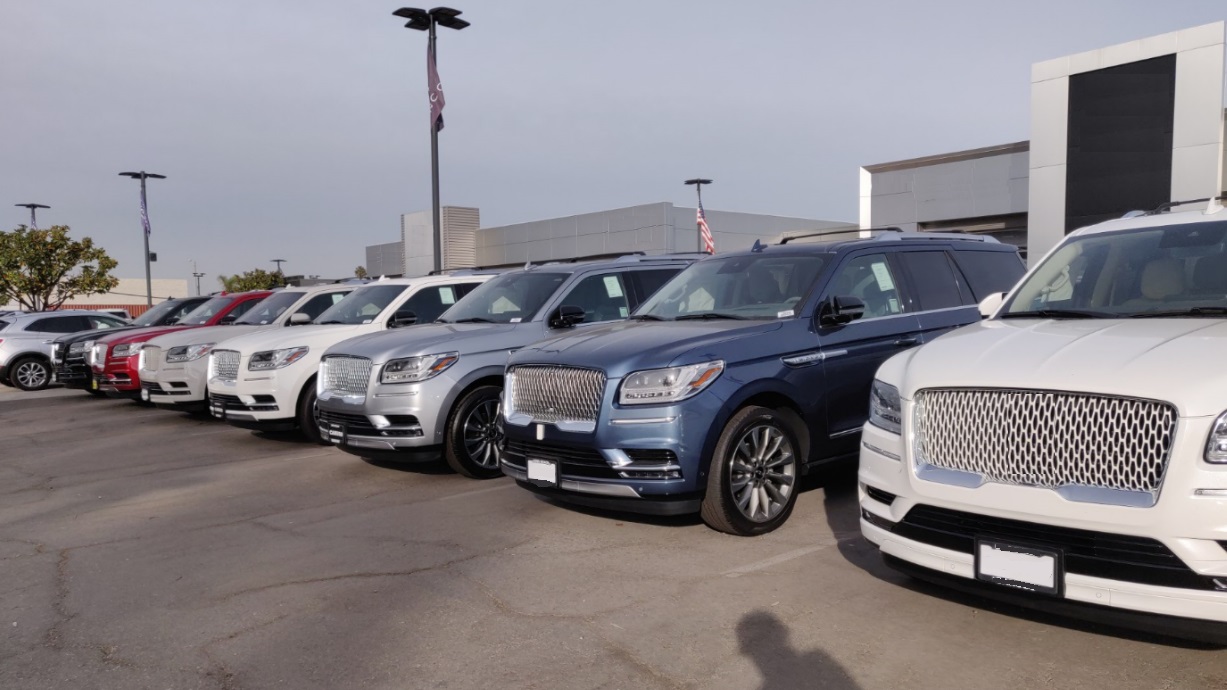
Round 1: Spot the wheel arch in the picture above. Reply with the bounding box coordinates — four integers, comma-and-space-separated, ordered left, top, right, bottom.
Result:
699, 379, 817, 479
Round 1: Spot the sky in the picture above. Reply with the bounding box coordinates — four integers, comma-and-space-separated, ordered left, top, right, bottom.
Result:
3, 0, 1226, 289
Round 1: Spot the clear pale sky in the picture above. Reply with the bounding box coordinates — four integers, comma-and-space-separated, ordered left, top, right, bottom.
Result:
3, 0, 1225, 286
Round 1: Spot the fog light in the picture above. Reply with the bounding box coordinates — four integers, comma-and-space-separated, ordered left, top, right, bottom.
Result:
239, 394, 256, 405
140, 389, 150, 402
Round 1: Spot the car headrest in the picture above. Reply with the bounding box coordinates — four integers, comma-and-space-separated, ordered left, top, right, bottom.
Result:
1140, 258, 1184, 300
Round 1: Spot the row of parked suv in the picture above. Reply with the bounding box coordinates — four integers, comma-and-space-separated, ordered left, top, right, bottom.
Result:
10, 205, 1226, 642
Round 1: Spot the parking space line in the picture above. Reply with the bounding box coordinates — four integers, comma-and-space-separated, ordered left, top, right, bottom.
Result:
722, 544, 830, 578
437, 482, 515, 502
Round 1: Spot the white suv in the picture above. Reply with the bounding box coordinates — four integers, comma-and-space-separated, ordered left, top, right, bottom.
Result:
860, 202, 1227, 641
139, 283, 357, 410
207, 274, 494, 442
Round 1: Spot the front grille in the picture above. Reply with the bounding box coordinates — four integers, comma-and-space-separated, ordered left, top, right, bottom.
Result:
318, 409, 378, 434
322, 356, 372, 395
212, 350, 239, 382
509, 365, 605, 424
864, 485, 897, 506
914, 388, 1177, 497
504, 439, 617, 479
143, 346, 162, 373
211, 393, 243, 408
894, 505, 1217, 590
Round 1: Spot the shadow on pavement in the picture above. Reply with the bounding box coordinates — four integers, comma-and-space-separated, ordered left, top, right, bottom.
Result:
527, 493, 704, 528
737, 610, 860, 690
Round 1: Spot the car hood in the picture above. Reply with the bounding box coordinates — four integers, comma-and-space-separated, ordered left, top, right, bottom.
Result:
55, 325, 144, 344
896, 318, 1227, 417
96, 325, 196, 345
145, 324, 266, 349
324, 322, 534, 362
215, 324, 373, 356
512, 319, 785, 378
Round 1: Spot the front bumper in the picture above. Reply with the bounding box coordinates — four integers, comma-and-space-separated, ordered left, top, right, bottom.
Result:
54, 359, 92, 388
207, 366, 306, 427
95, 356, 141, 394
143, 360, 207, 408
315, 374, 458, 454
858, 418, 1227, 628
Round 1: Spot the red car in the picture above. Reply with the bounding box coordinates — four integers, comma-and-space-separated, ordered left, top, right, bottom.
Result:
90, 291, 272, 399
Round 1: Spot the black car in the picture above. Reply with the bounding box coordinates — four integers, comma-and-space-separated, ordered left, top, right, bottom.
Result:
50, 297, 209, 393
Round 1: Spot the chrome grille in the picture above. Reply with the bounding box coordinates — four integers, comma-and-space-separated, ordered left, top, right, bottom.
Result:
509, 365, 605, 424
322, 356, 372, 395
142, 346, 162, 373
212, 349, 239, 382
914, 388, 1178, 497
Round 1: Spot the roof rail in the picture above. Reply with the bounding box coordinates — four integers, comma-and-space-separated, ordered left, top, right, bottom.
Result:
1144, 194, 1227, 215
873, 231, 999, 243
779, 226, 899, 244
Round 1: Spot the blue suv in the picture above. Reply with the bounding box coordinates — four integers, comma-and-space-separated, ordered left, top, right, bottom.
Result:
501, 231, 1026, 535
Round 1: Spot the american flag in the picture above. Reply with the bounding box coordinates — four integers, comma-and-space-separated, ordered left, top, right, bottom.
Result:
697, 201, 715, 254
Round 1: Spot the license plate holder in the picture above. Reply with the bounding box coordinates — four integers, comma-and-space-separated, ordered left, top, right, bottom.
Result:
210, 401, 226, 419
975, 539, 1062, 596
326, 422, 347, 445
526, 458, 558, 487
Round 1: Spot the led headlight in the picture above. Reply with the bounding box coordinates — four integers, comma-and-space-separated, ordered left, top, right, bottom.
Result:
618, 360, 724, 405
380, 352, 459, 384
868, 379, 902, 434
166, 342, 215, 363
1207, 410, 1227, 464
248, 346, 309, 371
112, 343, 139, 358
69, 341, 87, 354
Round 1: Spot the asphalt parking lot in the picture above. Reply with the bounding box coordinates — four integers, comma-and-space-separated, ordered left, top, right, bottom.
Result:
2, 388, 1226, 690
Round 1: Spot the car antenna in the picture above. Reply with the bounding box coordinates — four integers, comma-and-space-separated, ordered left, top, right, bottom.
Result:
750, 239, 764, 253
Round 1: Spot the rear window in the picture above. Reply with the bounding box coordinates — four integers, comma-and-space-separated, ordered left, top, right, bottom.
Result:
953, 250, 1028, 300
0, 319, 10, 331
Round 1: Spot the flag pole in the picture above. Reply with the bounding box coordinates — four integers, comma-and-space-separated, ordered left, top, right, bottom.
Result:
428, 20, 442, 274
684, 178, 713, 253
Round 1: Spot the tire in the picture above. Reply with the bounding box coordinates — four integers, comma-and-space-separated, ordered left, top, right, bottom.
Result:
297, 380, 328, 445
700, 405, 802, 536
444, 385, 505, 479
10, 357, 52, 392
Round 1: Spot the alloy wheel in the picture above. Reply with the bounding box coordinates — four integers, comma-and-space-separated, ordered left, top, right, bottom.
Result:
15, 361, 48, 390
728, 423, 797, 523
462, 399, 503, 469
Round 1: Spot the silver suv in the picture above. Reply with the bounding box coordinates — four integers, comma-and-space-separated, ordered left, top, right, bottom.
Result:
317, 254, 698, 477
0, 310, 129, 391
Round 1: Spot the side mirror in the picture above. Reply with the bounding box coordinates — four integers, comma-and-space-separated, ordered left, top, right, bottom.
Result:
818, 295, 865, 327
549, 305, 586, 329
389, 310, 417, 329
219, 313, 237, 325
978, 292, 1006, 319
288, 312, 312, 326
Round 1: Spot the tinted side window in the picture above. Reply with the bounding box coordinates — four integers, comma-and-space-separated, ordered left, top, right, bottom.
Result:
953, 250, 1028, 300
29, 316, 88, 333
559, 273, 631, 323
224, 299, 259, 321
90, 316, 126, 329
295, 292, 350, 321
631, 269, 681, 304
898, 251, 967, 311
827, 254, 905, 319
397, 284, 469, 324
164, 300, 203, 324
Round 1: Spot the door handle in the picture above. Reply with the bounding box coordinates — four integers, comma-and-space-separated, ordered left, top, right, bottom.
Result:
893, 337, 919, 347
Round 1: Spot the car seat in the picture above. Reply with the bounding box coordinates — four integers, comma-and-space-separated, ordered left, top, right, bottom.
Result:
746, 267, 784, 305
1124, 257, 1185, 308
1191, 253, 1227, 296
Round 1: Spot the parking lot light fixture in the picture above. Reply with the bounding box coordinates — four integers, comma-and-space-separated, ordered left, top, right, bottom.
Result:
15, 203, 50, 228
119, 171, 167, 307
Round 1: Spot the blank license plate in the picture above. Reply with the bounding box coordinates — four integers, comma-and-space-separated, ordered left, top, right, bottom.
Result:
526, 458, 558, 486
327, 422, 346, 444
976, 540, 1061, 595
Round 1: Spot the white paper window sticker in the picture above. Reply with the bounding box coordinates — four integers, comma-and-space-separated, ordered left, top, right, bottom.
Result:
619, 306, 628, 317
777, 310, 793, 319
604, 276, 624, 299
871, 262, 895, 291
510, 317, 522, 323
440, 287, 456, 305
362, 318, 373, 324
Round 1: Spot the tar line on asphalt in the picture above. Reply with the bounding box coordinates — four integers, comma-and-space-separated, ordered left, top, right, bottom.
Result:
722, 544, 831, 578
436, 481, 516, 502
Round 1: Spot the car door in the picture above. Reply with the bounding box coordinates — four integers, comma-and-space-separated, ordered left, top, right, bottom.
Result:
549, 271, 633, 328
893, 248, 979, 343
817, 251, 922, 455
392, 282, 481, 327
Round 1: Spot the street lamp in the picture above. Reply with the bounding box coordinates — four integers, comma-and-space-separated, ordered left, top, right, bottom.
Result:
271, 259, 287, 274
392, 6, 470, 273
684, 178, 713, 253
15, 203, 50, 229
119, 171, 167, 307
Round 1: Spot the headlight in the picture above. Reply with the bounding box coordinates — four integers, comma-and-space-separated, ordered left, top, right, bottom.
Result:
166, 342, 215, 363
112, 343, 138, 358
89, 343, 106, 369
1207, 410, 1227, 464
868, 380, 902, 434
248, 346, 309, 371
618, 360, 724, 405
69, 341, 87, 354
380, 352, 459, 384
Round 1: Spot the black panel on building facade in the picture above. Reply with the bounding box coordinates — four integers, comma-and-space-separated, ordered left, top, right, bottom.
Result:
1065, 54, 1176, 233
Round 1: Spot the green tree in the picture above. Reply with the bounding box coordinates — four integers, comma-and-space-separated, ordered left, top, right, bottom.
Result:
354, 265, 368, 279
0, 225, 120, 311
216, 268, 286, 292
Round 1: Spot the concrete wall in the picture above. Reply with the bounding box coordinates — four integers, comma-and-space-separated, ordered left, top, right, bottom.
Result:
365, 242, 404, 278
402, 206, 480, 276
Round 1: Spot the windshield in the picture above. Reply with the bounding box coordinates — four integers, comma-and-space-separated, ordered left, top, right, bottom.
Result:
315, 285, 408, 324
234, 291, 304, 325
178, 296, 236, 325
637, 254, 828, 319
132, 299, 183, 327
438, 272, 568, 324
1002, 220, 1227, 319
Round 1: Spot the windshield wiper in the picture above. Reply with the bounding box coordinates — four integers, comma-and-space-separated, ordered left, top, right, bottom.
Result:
452, 317, 495, 324
316, 320, 345, 325
628, 314, 666, 321
1129, 306, 1227, 318
999, 309, 1111, 320
675, 312, 747, 321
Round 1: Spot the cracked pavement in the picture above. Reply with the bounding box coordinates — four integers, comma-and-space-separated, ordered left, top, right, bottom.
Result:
2, 389, 1227, 689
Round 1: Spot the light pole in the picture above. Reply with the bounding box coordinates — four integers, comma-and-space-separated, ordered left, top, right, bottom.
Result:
684, 178, 713, 253
271, 258, 287, 274
119, 171, 166, 307
15, 203, 50, 228
393, 6, 469, 273
190, 259, 205, 296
